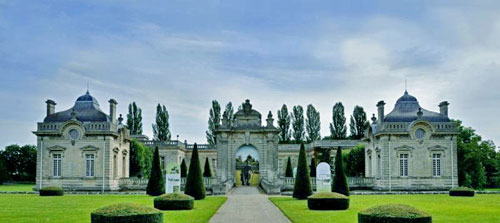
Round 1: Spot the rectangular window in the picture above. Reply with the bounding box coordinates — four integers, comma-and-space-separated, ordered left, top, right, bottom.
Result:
400, 154, 408, 177
53, 154, 62, 177
433, 154, 441, 177
85, 154, 95, 177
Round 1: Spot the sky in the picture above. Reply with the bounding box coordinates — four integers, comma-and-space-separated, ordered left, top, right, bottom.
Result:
1, 0, 500, 150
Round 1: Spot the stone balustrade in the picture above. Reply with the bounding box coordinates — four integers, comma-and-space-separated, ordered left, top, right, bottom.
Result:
279, 176, 374, 191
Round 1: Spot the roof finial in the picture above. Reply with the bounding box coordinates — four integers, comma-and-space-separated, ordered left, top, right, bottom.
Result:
405, 78, 407, 93
86, 81, 89, 94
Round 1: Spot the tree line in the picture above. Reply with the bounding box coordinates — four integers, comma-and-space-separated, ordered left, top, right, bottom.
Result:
205, 100, 370, 145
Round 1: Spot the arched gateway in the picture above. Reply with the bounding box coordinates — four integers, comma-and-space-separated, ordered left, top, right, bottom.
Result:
212, 99, 281, 194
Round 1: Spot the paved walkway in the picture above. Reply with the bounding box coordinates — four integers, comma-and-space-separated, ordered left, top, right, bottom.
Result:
210, 187, 290, 223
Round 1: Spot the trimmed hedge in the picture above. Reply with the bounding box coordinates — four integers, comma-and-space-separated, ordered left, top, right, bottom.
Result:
358, 204, 432, 223
449, 187, 475, 197
307, 192, 349, 210
91, 203, 163, 223
154, 193, 194, 210
39, 186, 64, 196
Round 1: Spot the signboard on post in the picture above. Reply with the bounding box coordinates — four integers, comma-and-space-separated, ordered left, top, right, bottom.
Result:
316, 162, 331, 192
165, 162, 181, 193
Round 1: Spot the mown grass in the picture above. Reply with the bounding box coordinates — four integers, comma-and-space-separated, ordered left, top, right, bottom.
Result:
0, 194, 226, 223
235, 170, 259, 186
0, 183, 35, 192
270, 194, 500, 223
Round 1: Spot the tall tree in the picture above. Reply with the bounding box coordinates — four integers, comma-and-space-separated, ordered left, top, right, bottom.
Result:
346, 144, 365, 177
293, 143, 312, 199
0, 156, 8, 184
285, 157, 293, 177
184, 144, 206, 200
277, 104, 291, 143
126, 102, 143, 135
330, 102, 347, 139
206, 100, 221, 146
222, 102, 234, 127
0, 145, 37, 181
129, 139, 152, 178
454, 120, 497, 188
291, 105, 305, 143
332, 148, 349, 196
203, 157, 212, 177
349, 105, 369, 139
146, 147, 165, 196
306, 104, 321, 142
309, 157, 317, 177
152, 104, 171, 141
180, 159, 187, 178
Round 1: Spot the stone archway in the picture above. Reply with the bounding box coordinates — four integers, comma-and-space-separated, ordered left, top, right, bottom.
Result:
213, 99, 281, 194
235, 145, 260, 186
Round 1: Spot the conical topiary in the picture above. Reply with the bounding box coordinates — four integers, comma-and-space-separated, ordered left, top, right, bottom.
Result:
310, 157, 316, 177
184, 143, 206, 200
285, 157, 293, 177
146, 146, 165, 196
203, 157, 212, 177
180, 159, 187, 178
332, 147, 349, 196
293, 143, 312, 199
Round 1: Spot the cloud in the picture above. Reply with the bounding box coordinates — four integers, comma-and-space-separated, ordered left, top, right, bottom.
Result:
0, 1, 500, 150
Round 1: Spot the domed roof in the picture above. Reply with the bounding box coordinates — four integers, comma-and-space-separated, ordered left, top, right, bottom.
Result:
384, 91, 450, 123
43, 90, 109, 123
76, 90, 100, 105
396, 91, 418, 103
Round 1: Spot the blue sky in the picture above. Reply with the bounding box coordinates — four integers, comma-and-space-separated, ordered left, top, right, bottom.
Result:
1, 1, 500, 149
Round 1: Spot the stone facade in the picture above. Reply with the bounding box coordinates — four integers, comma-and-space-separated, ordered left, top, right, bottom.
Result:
33, 91, 130, 191
364, 91, 458, 190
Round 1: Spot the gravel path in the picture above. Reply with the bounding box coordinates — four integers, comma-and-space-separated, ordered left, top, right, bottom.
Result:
209, 187, 290, 223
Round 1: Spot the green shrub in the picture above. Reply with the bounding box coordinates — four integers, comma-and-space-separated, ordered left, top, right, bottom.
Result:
449, 187, 475, 197
146, 146, 165, 196
285, 157, 293, 177
307, 192, 349, 210
91, 203, 163, 223
358, 204, 432, 223
184, 143, 206, 200
39, 186, 64, 196
154, 193, 194, 210
309, 157, 316, 177
180, 159, 187, 178
332, 148, 350, 196
203, 157, 212, 177
293, 143, 312, 199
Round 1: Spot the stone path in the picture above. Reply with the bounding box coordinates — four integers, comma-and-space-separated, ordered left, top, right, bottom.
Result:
209, 187, 290, 223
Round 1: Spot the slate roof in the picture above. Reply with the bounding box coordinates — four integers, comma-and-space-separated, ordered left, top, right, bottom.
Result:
43, 90, 110, 123
384, 91, 450, 123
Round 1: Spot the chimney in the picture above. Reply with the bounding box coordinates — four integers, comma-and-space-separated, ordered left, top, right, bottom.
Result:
109, 99, 117, 123
377, 100, 385, 126
45, 99, 56, 116
439, 101, 449, 117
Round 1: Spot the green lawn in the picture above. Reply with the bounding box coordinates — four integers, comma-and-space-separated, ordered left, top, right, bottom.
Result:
0, 183, 35, 192
270, 194, 500, 223
0, 194, 226, 223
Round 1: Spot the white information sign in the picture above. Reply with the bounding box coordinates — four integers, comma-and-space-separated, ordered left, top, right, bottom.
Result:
316, 162, 331, 192
165, 163, 181, 193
